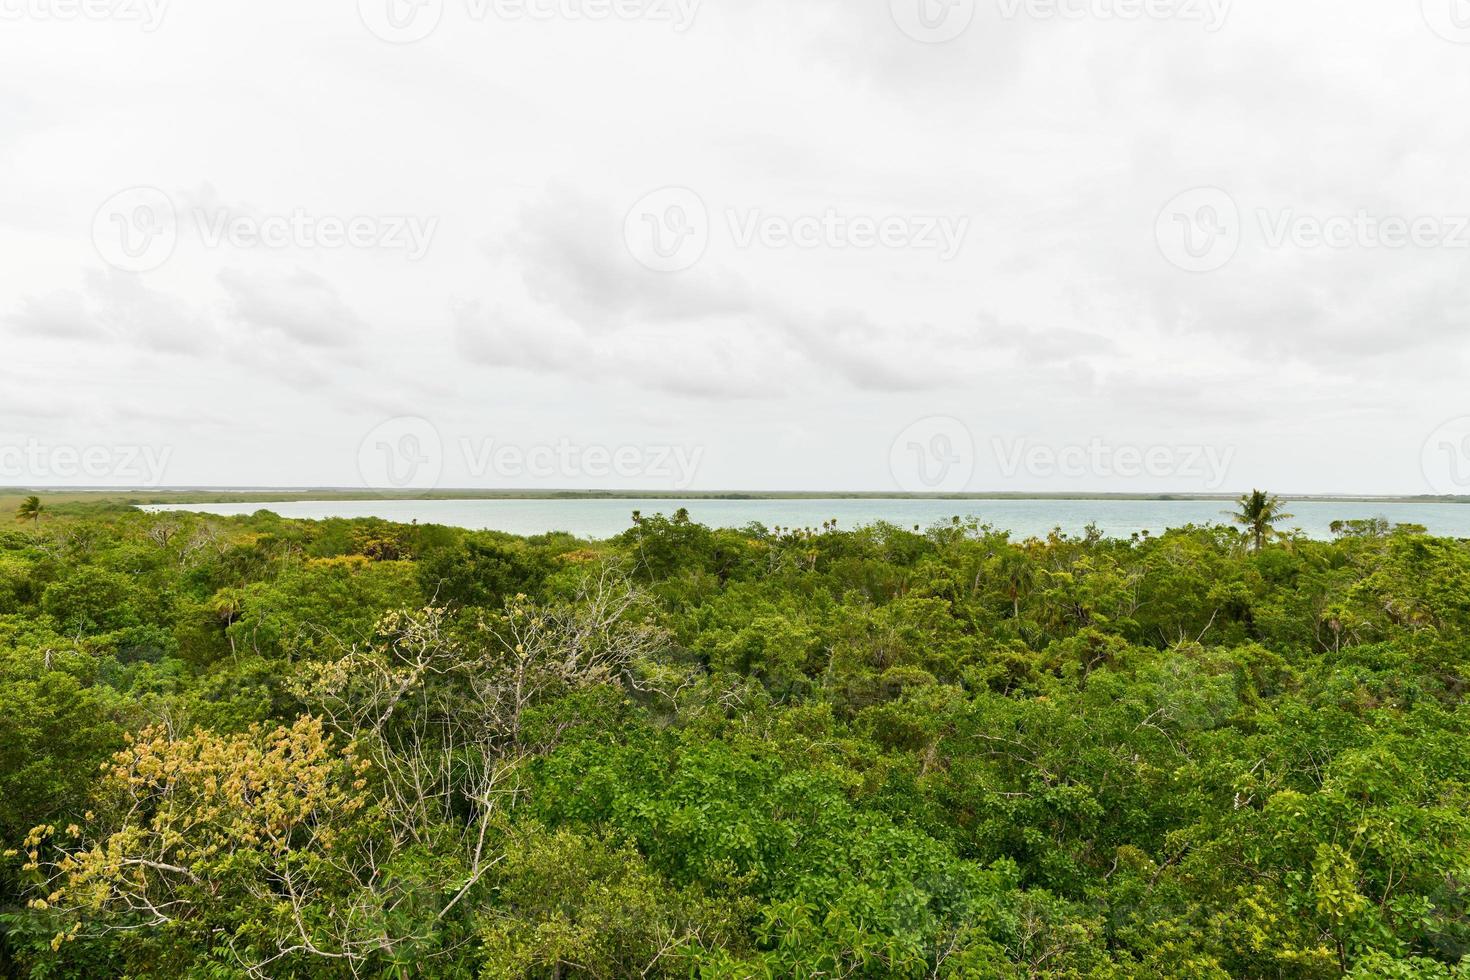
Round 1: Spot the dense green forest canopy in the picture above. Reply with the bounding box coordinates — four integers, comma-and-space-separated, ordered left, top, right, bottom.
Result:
0, 505, 1468, 977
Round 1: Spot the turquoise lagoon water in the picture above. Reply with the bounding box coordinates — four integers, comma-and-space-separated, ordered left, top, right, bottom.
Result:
143, 497, 1470, 541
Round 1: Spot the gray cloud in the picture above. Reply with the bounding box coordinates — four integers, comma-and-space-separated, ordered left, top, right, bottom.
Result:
499, 187, 756, 326
452, 301, 793, 400
217, 268, 366, 350
6, 270, 211, 353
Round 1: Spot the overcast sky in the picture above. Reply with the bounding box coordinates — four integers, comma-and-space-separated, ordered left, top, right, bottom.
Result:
3, 0, 1470, 495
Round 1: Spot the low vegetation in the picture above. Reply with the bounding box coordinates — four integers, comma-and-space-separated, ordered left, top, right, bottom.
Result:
1, 503, 1467, 977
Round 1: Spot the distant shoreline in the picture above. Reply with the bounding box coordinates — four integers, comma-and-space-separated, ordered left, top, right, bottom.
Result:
5, 488, 1469, 508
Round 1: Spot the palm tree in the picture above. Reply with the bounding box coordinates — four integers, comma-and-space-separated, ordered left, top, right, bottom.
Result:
15, 495, 42, 524
1228, 489, 1292, 552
